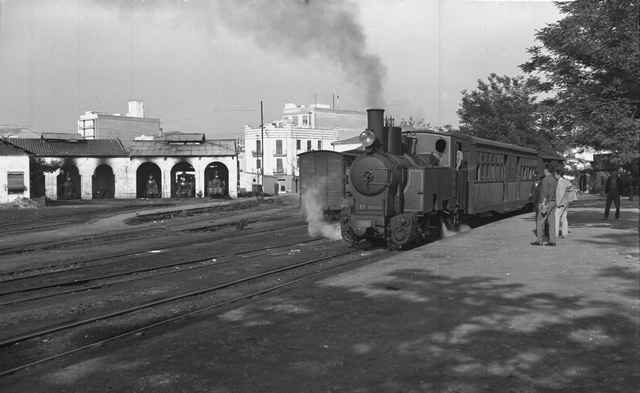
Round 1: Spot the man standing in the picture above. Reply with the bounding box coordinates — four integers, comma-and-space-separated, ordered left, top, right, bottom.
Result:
554, 168, 577, 238
604, 170, 623, 219
530, 171, 545, 239
532, 165, 558, 246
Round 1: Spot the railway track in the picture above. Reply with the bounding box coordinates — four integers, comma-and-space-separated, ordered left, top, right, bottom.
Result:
0, 234, 324, 306
0, 216, 307, 281
0, 220, 78, 236
0, 246, 386, 377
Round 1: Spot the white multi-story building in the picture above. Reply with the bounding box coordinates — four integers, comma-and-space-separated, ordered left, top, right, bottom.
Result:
241, 103, 366, 194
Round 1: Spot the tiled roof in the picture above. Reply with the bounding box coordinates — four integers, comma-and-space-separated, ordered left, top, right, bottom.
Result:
41, 132, 84, 141
127, 139, 237, 157
162, 133, 205, 143
0, 139, 29, 156
6, 138, 129, 157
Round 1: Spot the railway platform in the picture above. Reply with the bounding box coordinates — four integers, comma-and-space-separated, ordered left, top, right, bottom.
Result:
2, 196, 638, 393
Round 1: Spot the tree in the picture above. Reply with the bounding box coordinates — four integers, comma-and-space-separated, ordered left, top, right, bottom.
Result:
457, 73, 561, 152
398, 117, 427, 130
521, 0, 640, 166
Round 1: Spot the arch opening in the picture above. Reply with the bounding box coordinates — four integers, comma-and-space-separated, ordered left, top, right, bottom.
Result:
171, 161, 195, 198
56, 160, 81, 200
204, 161, 229, 198
92, 164, 115, 199
137, 162, 162, 198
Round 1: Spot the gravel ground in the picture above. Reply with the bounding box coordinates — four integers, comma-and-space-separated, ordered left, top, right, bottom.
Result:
1, 196, 638, 393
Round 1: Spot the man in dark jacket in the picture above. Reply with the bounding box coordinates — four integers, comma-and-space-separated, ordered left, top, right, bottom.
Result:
604, 171, 623, 219
532, 165, 558, 246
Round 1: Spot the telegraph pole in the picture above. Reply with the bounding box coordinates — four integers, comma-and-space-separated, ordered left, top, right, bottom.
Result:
260, 100, 264, 187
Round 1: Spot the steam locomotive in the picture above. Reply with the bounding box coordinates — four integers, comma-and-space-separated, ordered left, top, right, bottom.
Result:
340, 108, 561, 249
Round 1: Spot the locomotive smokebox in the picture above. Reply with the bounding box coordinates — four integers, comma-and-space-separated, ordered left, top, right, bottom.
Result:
367, 108, 387, 152
388, 126, 402, 155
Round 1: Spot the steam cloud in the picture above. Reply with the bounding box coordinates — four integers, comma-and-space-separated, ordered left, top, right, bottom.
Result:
301, 185, 342, 241
90, 0, 386, 107
441, 221, 471, 238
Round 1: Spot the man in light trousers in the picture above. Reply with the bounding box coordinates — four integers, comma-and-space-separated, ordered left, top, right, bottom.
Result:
554, 168, 577, 238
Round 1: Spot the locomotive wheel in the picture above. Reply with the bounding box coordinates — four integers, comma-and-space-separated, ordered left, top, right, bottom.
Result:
389, 213, 418, 250
340, 218, 360, 247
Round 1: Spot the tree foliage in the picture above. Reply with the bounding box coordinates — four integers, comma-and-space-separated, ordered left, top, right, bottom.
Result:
521, 0, 640, 165
398, 117, 455, 134
30, 157, 63, 173
457, 73, 561, 153
398, 117, 427, 130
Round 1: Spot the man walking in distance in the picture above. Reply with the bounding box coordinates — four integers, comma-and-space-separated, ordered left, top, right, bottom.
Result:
532, 165, 558, 246
604, 170, 623, 219
554, 168, 577, 238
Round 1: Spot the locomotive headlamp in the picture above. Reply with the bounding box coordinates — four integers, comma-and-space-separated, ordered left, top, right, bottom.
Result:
359, 129, 376, 147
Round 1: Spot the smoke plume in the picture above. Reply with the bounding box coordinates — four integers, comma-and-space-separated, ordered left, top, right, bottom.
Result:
301, 185, 342, 241
215, 0, 386, 107
90, 0, 386, 107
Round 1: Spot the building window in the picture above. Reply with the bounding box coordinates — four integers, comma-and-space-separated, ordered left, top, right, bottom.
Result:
256, 140, 262, 154
317, 140, 322, 150
276, 158, 283, 174
276, 139, 283, 155
256, 159, 261, 170
7, 172, 25, 194
307, 140, 312, 151
302, 115, 308, 126
296, 140, 301, 150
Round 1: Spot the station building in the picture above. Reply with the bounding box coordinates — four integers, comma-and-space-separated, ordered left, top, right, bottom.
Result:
1, 133, 238, 201
241, 103, 365, 194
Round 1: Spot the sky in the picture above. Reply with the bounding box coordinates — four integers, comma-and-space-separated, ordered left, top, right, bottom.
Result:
0, 0, 561, 138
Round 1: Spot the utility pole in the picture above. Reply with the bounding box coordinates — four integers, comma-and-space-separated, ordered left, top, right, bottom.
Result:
260, 100, 264, 187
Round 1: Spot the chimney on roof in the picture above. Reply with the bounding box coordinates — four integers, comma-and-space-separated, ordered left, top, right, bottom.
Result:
127, 100, 144, 118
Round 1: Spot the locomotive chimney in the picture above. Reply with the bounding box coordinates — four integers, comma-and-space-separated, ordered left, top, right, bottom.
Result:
387, 126, 402, 155
366, 108, 387, 152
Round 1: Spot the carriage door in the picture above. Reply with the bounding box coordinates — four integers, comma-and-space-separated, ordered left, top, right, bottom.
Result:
503, 155, 508, 201
455, 142, 468, 211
